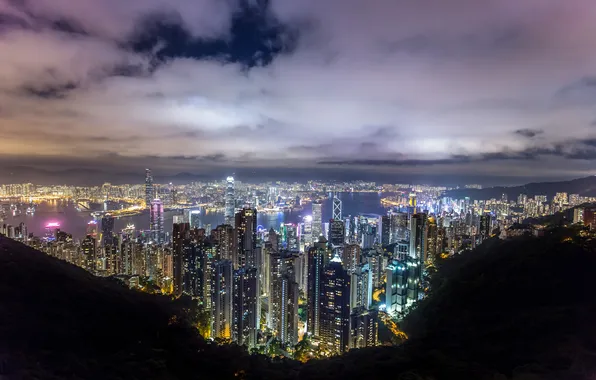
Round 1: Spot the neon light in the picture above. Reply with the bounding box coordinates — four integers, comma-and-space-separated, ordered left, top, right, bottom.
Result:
46, 222, 60, 228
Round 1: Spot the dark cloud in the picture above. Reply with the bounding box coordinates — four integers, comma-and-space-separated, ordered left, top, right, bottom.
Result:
514, 128, 543, 138
20, 81, 78, 99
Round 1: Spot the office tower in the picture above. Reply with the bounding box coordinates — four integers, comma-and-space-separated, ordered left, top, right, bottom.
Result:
213, 224, 234, 260
409, 213, 428, 263
385, 260, 408, 315
172, 222, 190, 296
189, 210, 201, 228
312, 201, 323, 242
319, 255, 351, 355
343, 243, 361, 273
235, 208, 257, 269
225, 176, 235, 227
145, 169, 154, 209
278, 272, 299, 347
302, 215, 313, 247
361, 223, 377, 249
150, 199, 164, 244
101, 214, 115, 247
381, 215, 391, 246
306, 239, 329, 337
212, 260, 233, 339
409, 193, 417, 212
328, 219, 345, 247
332, 192, 342, 221
282, 223, 299, 252
81, 235, 96, 273
349, 309, 379, 349
350, 263, 372, 311
390, 212, 409, 242
232, 267, 260, 347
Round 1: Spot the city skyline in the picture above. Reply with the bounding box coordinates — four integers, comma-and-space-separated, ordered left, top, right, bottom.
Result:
1, 1, 596, 183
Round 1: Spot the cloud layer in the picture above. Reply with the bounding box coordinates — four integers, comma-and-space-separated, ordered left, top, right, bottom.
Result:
1, 0, 596, 183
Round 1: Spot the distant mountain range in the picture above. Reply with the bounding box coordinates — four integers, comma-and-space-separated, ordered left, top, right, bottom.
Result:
446, 175, 596, 200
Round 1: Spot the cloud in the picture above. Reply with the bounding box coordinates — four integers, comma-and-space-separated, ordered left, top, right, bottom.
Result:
514, 128, 543, 138
1, 0, 596, 183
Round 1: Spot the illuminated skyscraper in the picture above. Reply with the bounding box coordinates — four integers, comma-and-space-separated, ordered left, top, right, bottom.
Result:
213, 224, 235, 261
225, 176, 235, 227
235, 208, 257, 269
232, 267, 260, 348
101, 214, 115, 247
332, 192, 342, 221
189, 210, 201, 228
150, 199, 164, 244
328, 219, 345, 247
145, 169, 154, 209
212, 260, 233, 339
81, 235, 96, 272
172, 222, 190, 296
319, 255, 351, 355
312, 201, 323, 242
349, 308, 378, 349
307, 238, 329, 338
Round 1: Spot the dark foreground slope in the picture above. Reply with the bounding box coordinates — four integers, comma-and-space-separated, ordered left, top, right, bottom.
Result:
2, 231, 596, 380
301, 232, 596, 380
0, 237, 296, 380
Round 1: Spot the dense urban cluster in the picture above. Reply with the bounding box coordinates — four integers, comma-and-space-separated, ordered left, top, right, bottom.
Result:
0, 171, 592, 360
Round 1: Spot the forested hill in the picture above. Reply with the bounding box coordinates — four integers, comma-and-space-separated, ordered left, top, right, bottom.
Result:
1, 230, 595, 379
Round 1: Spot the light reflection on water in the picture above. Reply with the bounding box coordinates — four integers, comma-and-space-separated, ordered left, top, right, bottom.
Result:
3, 192, 387, 239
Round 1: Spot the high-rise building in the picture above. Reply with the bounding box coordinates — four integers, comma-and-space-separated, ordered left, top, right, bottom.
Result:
332, 193, 342, 221
409, 213, 428, 263
81, 235, 96, 273
145, 169, 154, 209
312, 201, 323, 242
319, 255, 351, 355
381, 215, 391, 246
307, 239, 329, 338
479, 213, 491, 240
212, 260, 233, 339
225, 176, 235, 227
150, 199, 164, 244
235, 208, 257, 269
189, 210, 201, 228
213, 224, 235, 261
172, 222, 190, 296
350, 263, 372, 311
101, 214, 115, 247
385, 259, 408, 315
232, 267, 260, 348
268, 251, 299, 347
349, 308, 379, 349
343, 243, 361, 273
302, 215, 313, 247
328, 219, 345, 247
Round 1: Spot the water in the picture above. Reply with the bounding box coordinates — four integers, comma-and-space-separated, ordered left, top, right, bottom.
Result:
3, 192, 388, 239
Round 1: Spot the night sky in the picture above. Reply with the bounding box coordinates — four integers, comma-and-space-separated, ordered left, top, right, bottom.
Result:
1, 0, 596, 184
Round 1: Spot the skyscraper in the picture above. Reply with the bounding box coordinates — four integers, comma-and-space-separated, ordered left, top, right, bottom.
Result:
213, 224, 235, 261
212, 260, 233, 339
232, 267, 260, 348
332, 192, 342, 221
81, 235, 96, 273
349, 308, 379, 349
306, 238, 330, 338
381, 215, 391, 246
235, 208, 257, 269
150, 199, 164, 244
101, 214, 115, 247
172, 222, 190, 296
343, 244, 361, 273
312, 201, 323, 242
328, 219, 345, 247
319, 255, 351, 355
409, 213, 428, 264
145, 169, 154, 209
225, 176, 235, 227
